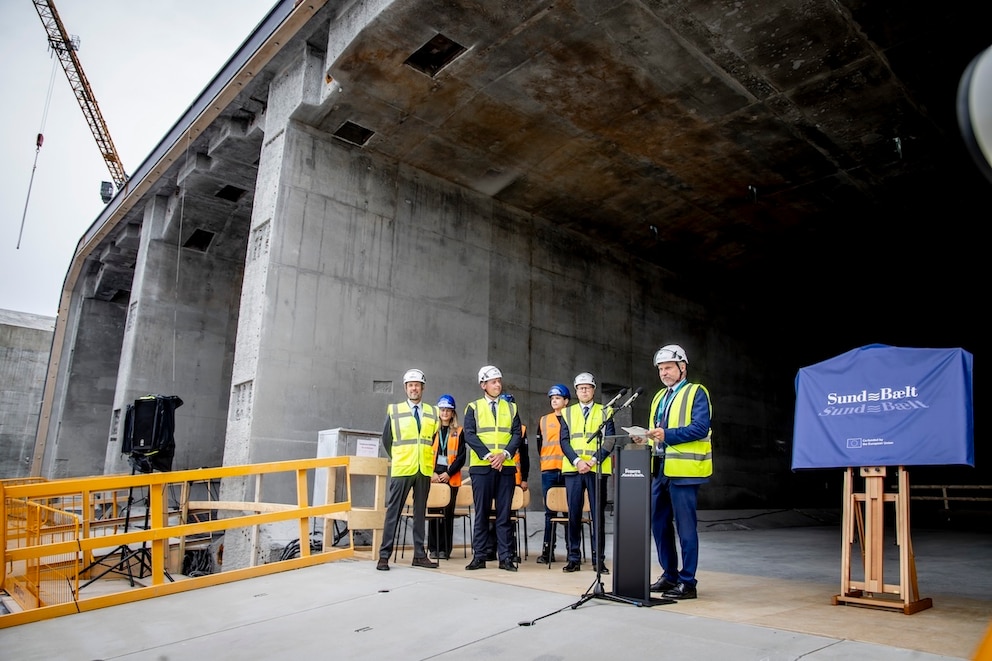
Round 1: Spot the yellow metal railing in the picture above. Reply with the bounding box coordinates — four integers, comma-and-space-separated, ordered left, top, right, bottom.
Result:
1, 456, 380, 627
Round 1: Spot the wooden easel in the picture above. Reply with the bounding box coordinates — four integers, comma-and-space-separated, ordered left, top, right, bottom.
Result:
834, 466, 932, 614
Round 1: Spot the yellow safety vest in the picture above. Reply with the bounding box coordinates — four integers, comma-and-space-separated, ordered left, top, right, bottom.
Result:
561, 403, 613, 475
538, 413, 564, 471
387, 402, 438, 477
648, 383, 712, 478
466, 398, 517, 468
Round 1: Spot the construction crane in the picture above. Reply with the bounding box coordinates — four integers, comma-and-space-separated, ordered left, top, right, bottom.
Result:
30, 0, 128, 200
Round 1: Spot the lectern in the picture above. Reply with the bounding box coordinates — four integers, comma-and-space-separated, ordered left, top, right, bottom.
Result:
611, 437, 652, 602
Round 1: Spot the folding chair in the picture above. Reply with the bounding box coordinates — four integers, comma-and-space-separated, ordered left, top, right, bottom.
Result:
545, 485, 592, 569
395, 482, 451, 560
452, 482, 473, 558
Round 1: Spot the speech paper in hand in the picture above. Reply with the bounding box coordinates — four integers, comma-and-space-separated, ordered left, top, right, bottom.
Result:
621, 426, 650, 438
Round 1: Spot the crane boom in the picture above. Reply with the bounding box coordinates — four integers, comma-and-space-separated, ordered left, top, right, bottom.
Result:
31, 0, 128, 190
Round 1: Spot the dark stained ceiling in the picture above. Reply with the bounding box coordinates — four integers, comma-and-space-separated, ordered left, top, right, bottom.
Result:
296, 0, 987, 362
95, 1, 986, 367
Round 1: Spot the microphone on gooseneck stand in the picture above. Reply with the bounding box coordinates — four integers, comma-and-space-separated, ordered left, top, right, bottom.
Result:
618, 386, 644, 410
604, 387, 628, 409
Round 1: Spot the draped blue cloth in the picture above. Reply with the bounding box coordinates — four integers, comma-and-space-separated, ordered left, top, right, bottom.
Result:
792, 344, 974, 469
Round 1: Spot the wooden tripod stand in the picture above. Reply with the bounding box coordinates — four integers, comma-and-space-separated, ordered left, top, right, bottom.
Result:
833, 466, 932, 614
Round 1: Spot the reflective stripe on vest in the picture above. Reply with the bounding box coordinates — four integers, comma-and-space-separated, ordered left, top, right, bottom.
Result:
561, 403, 613, 475
467, 398, 517, 468
648, 383, 712, 478
432, 425, 463, 487
388, 402, 438, 477
538, 413, 564, 471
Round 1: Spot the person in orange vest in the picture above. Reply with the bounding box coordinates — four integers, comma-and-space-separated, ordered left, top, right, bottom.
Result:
429, 394, 466, 560
536, 383, 570, 563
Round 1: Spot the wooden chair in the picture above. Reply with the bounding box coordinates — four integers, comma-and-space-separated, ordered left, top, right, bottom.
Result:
544, 485, 592, 568
490, 485, 528, 561
452, 482, 473, 558
394, 482, 451, 560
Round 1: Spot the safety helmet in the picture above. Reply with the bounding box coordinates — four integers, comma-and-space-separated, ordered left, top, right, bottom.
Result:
478, 365, 502, 382
500, 392, 515, 403
436, 394, 456, 409
403, 368, 426, 384
653, 344, 688, 365
547, 383, 571, 399
573, 372, 596, 388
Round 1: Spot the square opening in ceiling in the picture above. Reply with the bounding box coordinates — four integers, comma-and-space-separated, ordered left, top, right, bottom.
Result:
405, 33, 466, 77
184, 228, 215, 253
333, 121, 375, 146
216, 185, 246, 202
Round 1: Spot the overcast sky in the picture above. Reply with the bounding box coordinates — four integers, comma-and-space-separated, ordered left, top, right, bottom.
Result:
0, 1, 277, 318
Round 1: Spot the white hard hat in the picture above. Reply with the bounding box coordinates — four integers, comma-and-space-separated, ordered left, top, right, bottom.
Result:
478, 365, 502, 382
573, 372, 596, 388
403, 368, 426, 384
653, 344, 688, 365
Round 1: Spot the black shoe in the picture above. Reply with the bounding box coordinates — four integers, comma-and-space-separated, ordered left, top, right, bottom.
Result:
596, 562, 610, 575
510, 554, 521, 563
650, 577, 678, 592
662, 582, 697, 599
536, 553, 549, 564
376, 558, 389, 571
498, 560, 518, 572
562, 560, 580, 573
465, 558, 487, 570
412, 557, 439, 569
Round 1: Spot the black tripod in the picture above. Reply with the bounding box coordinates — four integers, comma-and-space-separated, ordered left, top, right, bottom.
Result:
79, 466, 174, 591
570, 388, 645, 609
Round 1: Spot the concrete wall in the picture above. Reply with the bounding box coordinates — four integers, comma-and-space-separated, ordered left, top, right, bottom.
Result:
41, 295, 126, 479
103, 191, 244, 475
0, 310, 54, 479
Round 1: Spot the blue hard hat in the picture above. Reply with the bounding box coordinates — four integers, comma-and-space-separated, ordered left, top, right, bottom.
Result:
436, 394, 456, 409
547, 383, 571, 399
500, 392, 515, 403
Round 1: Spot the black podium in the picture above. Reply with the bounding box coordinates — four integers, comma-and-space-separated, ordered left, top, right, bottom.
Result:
611, 438, 653, 602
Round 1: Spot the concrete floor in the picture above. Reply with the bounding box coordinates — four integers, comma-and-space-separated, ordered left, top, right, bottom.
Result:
4, 509, 991, 660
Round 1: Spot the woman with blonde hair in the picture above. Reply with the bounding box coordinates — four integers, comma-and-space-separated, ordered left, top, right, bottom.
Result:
429, 394, 466, 559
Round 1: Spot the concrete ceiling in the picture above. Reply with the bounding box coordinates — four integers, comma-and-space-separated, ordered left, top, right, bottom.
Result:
101, 0, 988, 361
303, 0, 987, 355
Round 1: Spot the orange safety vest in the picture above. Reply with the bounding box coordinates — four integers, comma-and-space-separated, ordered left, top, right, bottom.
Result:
432, 425, 463, 487
538, 413, 564, 471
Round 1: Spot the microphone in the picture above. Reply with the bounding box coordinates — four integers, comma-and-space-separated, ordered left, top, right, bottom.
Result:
604, 387, 628, 409
618, 386, 644, 410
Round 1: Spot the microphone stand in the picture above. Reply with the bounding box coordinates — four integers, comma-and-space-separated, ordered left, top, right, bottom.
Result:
570, 388, 646, 610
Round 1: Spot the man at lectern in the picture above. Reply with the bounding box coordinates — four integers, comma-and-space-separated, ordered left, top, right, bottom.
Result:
644, 344, 713, 600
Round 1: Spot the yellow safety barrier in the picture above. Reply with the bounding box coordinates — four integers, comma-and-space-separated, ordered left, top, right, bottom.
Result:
1, 456, 385, 627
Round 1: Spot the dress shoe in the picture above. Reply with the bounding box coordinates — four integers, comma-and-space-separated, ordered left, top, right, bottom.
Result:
465, 558, 487, 570
562, 560, 580, 573
412, 556, 439, 569
650, 577, 678, 592
536, 552, 550, 564
376, 558, 389, 571
596, 562, 610, 575
498, 560, 518, 572
510, 554, 522, 563
662, 582, 697, 599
